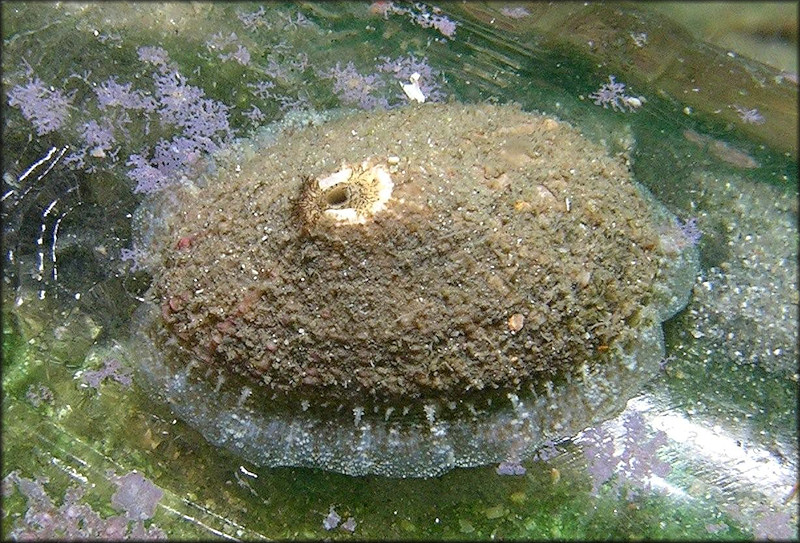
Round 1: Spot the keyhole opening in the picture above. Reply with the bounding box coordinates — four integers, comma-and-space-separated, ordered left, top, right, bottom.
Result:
325, 185, 350, 208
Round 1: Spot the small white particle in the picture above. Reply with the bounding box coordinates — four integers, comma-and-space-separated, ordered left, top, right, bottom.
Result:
401, 72, 426, 103
423, 404, 436, 424
239, 465, 258, 478
353, 406, 364, 426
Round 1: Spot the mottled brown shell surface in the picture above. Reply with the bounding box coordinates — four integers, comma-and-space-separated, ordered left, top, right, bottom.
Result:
152, 103, 662, 403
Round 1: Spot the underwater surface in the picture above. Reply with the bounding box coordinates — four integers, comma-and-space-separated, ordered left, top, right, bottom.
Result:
2, 2, 797, 540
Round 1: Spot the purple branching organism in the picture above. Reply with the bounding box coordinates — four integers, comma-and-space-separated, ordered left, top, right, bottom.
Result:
7, 72, 76, 135
675, 216, 702, 247
242, 104, 267, 124
377, 54, 446, 103
705, 522, 728, 535
126, 136, 208, 195
125, 69, 233, 193
137, 45, 171, 68
125, 153, 171, 194
732, 104, 766, 125
657, 215, 701, 254
273, 92, 311, 113
110, 471, 164, 521
725, 501, 797, 540
659, 354, 677, 372
320, 55, 446, 110
588, 75, 645, 112
153, 71, 218, 135
226, 45, 251, 66
2, 470, 166, 540
247, 80, 276, 100
80, 358, 133, 390
322, 505, 341, 531
8, 27, 450, 202
500, 6, 531, 19
205, 32, 251, 66
321, 505, 357, 533
78, 119, 118, 159
425, 13, 457, 38
579, 426, 617, 496
25, 384, 54, 407
237, 6, 270, 31
496, 438, 562, 476
205, 31, 239, 53
63, 76, 157, 172
94, 76, 157, 112
64, 119, 119, 172
496, 462, 527, 476
278, 11, 315, 32
322, 61, 389, 110
381, 2, 457, 38
340, 517, 357, 533
120, 246, 147, 272
263, 58, 297, 83
578, 411, 671, 500
532, 438, 561, 462
9, 40, 234, 194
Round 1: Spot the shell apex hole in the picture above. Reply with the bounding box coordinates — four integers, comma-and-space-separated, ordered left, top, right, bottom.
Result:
325, 185, 351, 207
